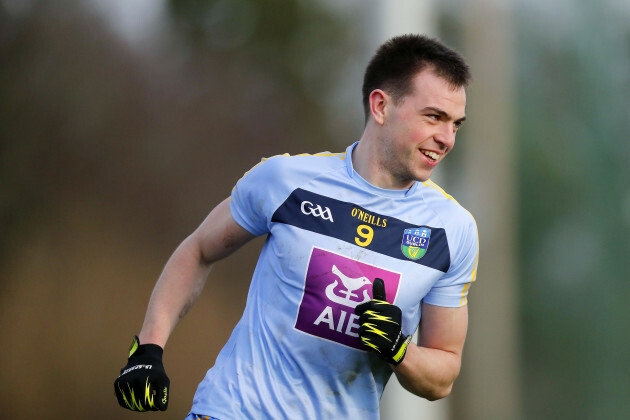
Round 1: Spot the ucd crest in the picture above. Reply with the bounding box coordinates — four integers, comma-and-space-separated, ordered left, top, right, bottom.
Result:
401, 228, 431, 260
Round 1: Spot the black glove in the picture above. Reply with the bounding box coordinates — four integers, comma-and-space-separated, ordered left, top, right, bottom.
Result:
114, 336, 170, 411
355, 278, 412, 365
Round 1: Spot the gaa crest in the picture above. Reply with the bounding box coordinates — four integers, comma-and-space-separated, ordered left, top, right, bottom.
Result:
401, 228, 431, 260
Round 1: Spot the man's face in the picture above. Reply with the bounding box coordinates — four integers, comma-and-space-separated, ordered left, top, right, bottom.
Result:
378, 69, 467, 186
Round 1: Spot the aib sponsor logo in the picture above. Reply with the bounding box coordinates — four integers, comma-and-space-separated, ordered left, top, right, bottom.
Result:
300, 200, 334, 222
295, 247, 400, 350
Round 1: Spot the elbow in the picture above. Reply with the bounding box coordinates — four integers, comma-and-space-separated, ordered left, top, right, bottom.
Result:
400, 376, 455, 401
423, 383, 453, 401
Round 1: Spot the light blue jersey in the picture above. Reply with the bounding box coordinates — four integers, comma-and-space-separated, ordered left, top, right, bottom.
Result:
189, 142, 479, 420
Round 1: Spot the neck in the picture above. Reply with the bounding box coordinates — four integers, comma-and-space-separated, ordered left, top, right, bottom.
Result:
352, 128, 414, 191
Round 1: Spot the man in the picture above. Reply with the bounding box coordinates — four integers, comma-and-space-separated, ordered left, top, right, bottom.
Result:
114, 34, 478, 419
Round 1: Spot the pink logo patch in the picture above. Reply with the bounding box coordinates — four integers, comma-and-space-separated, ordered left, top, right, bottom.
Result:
294, 247, 401, 350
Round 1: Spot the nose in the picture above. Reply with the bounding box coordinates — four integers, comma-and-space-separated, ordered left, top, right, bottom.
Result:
434, 123, 457, 150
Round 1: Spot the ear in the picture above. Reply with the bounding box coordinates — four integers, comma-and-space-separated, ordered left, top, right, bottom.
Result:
368, 89, 388, 125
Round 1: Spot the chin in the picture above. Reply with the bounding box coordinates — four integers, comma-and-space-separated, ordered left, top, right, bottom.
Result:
415, 172, 432, 182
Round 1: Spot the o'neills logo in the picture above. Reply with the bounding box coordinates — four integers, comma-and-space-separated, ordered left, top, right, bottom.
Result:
301, 201, 334, 222
351, 208, 387, 227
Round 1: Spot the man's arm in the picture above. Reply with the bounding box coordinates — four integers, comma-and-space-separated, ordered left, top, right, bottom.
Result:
392, 302, 468, 401
138, 197, 256, 347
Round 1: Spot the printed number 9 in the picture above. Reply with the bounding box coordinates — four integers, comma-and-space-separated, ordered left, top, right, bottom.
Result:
355, 225, 374, 247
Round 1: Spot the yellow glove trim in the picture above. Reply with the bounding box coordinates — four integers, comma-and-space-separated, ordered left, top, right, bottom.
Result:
362, 322, 391, 341
392, 335, 412, 364
144, 377, 157, 409
128, 336, 140, 358
118, 382, 146, 411
364, 309, 398, 324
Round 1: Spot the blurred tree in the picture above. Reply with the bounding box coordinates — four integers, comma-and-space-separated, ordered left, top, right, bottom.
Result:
516, 1, 630, 419
0, 1, 355, 419
166, 0, 357, 145
0, 0, 355, 263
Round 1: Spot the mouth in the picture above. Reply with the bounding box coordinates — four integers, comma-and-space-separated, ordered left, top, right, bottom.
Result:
421, 149, 440, 164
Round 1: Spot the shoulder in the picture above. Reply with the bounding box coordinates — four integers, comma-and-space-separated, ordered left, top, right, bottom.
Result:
238, 151, 347, 186
260, 151, 347, 171
232, 150, 348, 211
419, 180, 477, 232
229, 151, 347, 235
419, 180, 479, 281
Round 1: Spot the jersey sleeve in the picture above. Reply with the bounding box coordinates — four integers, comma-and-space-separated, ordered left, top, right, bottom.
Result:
423, 214, 479, 307
229, 155, 290, 236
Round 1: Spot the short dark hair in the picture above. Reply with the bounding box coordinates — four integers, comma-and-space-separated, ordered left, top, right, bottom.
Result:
362, 34, 471, 121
